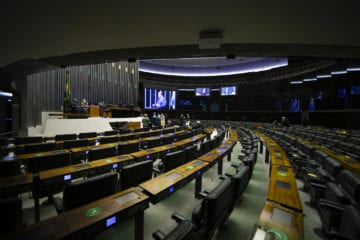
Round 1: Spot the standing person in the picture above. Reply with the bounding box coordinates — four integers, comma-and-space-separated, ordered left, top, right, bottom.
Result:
160, 113, 166, 128
142, 113, 150, 128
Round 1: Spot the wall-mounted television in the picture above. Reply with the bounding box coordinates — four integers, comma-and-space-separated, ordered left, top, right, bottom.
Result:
195, 87, 210, 96
220, 86, 236, 96
338, 89, 347, 98
350, 85, 360, 95
289, 98, 300, 112
144, 88, 176, 110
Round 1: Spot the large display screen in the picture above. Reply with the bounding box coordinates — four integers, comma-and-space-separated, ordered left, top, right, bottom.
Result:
144, 88, 176, 110
195, 87, 211, 96
220, 86, 236, 96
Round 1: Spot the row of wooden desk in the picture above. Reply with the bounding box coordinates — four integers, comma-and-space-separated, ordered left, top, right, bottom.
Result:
255, 133, 304, 240
1, 129, 235, 240
296, 137, 360, 175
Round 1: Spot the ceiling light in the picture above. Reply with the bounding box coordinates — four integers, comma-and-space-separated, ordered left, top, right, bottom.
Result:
347, 67, 360, 72
303, 78, 317, 82
331, 70, 347, 75
316, 74, 331, 78
290, 81, 303, 84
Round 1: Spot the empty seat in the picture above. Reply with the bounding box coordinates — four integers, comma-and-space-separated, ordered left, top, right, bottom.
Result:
317, 203, 360, 239
53, 172, 118, 213
99, 136, 119, 144
0, 159, 21, 178
27, 151, 71, 173
0, 196, 23, 234
14, 136, 43, 145
87, 146, 117, 161
23, 142, 57, 154
191, 178, 233, 240
78, 132, 97, 139
62, 139, 90, 149
152, 213, 193, 240
54, 134, 77, 141
119, 160, 153, 190
103, 130, 118, 136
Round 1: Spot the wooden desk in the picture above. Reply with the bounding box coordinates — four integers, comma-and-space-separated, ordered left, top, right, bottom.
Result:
91, 155, 135, 173
140, 160, 209, 203
173, 134, 206, 147
64, 187, 149, 240
258, 201, 304, 240
7, 149, 70, 162
267, 166, 302, 212
39, 162, 97, 182
270, 149, 292, 168
2, 214, 69, 240
0, 173, 33, 197
130, 144, 177, 162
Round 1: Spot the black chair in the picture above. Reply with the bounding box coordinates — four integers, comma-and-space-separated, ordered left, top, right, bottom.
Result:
53, 172, 118, 213
221, 164, 250, 225
309, 170, 360, 207
27, 151, 71, 173
78, 132, 97, 139
302, 156, 343, 192
23, 142, 57, 154
87, 146, 117, 161
0, 159, 21, 178
63, 139, 90, 149
118, 142, 139, 155
119, 160, 153, 190
54, 134, 77, 141
316, 203, 360, 239
14, 136, 43, 145
103, 130, 118, 136
99, 136, 119, 144
185, 145, 198, 163
0, 196, 23, 234
153, 150, 185, 175
191, 178, 233, 240
152, 213, 193, 240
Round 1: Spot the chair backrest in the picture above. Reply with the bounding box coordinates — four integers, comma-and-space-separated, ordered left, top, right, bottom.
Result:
63, 172, 118, 211
118, 142, 139, 155
336, 205, 360, 239
119, 160, 153, 190
15, 136, 43, 145
63, 139, 90, 149
0, 196, 22, 234
0, 159, 21, 178
162, 150, 186, 172
87, 146, 117, 161
185, 145, 198, 163
99, 136, 119, 144
233, 165, 250, 199
313, 150, 327, 165
199, 178, 233, 239
146, 138, 161, 149
103, 130, 118, 136
339, 170, 360, 206
78, 132, 97, 139
55, 134, 77, 141
27, 151, 71, 173
23, 142, 57, 154
323, 157, 343, 179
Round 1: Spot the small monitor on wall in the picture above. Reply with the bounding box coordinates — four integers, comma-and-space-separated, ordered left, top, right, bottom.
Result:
220, 86, 236, 96
195, 87, 210, 96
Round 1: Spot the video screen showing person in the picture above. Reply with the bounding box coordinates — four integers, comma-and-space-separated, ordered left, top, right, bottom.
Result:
144, 88, 176, 110
289, 98, 300, 112
195, 87, 210, 96
220, 86, 236, 96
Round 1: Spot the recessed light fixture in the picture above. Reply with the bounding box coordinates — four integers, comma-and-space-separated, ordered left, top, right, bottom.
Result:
347, 67, 360, 72
331, 70, 347, 75
290, 81, 303, 84
303, 78, 317, 82
316, 74, 331, 78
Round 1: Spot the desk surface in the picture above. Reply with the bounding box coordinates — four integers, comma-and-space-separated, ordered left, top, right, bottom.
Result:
140, 159, 209, 196
91, 154, 134, 168
0, 173, 33, 190
39, 162, 97, 181
70, 142, 118, 153
63, 187, 149, 234
267, 166, 302, 212
258, 201, 303, 240
6, 149, 70, 161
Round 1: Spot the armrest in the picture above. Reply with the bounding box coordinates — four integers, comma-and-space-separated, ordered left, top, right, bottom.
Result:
219, 175, 227, 180
198, 191, 209, 198
224, 173, 233, 178
231, 163, 241, 169
152, 167, 162, 174
318, 199, 346, 212
53, 197, 64, 214
152, 230, 166, 240
310, 182, 327, 190
329, 231, 353, 240
172, 213, 187, 223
